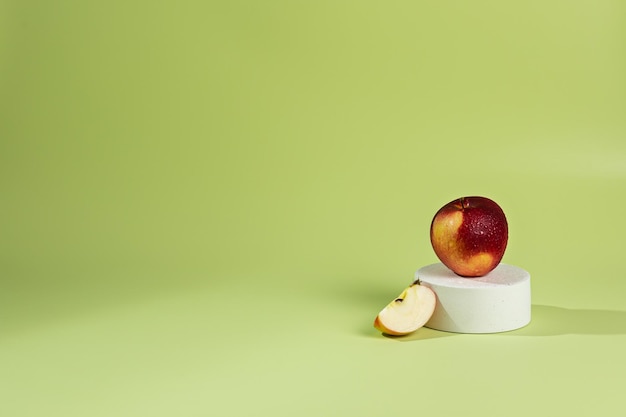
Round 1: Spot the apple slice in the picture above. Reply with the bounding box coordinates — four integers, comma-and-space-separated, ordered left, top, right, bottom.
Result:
373, 280, 436, 336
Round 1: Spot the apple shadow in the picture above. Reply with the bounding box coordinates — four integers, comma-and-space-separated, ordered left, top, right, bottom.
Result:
382, 326, 456, 341
503, 304, 626, 337
358, 318, 456, 341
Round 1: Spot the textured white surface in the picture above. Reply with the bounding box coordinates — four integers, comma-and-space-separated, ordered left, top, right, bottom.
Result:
415, 263, 531, 333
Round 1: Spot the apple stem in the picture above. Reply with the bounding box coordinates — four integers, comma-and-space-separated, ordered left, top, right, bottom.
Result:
413, 277, 422, 286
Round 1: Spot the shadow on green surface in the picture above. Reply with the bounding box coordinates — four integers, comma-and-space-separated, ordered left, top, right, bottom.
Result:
506, 304, 626, 337
381, 327, 456, 341
360, 303, 626, 340
358, 317, 456, 341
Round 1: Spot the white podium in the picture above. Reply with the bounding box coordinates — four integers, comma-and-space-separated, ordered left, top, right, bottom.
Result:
416, 263, 531, 333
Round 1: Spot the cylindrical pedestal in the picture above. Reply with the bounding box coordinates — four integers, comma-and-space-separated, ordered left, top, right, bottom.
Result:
415, 263, 531, 333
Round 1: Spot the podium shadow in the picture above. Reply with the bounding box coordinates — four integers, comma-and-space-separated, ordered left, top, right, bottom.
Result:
362, 304, 626, 340
505, 304, 626, 337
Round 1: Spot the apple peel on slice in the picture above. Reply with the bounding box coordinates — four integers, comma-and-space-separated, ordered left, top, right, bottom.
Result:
373, 280, 436, 336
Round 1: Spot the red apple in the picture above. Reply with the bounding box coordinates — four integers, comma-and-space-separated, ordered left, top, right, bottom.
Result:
430, 196, 508, 277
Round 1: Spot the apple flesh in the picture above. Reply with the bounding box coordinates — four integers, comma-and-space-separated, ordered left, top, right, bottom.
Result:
373, 281, 436, 336
430, 196, 508, 277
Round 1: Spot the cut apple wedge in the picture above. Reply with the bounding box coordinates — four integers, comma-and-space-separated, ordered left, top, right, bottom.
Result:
374, 280, 436, 336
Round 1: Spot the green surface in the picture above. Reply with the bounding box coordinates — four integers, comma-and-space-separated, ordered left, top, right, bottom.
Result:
1, 1, 625, 416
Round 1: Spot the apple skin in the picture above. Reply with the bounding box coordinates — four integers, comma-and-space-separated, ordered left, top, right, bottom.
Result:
430, 196, 508, 277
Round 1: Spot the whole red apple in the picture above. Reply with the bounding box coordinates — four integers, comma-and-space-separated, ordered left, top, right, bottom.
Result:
430, 196, 508, 277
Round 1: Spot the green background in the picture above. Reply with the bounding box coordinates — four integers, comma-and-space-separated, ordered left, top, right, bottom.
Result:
2, 1, 625, 416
